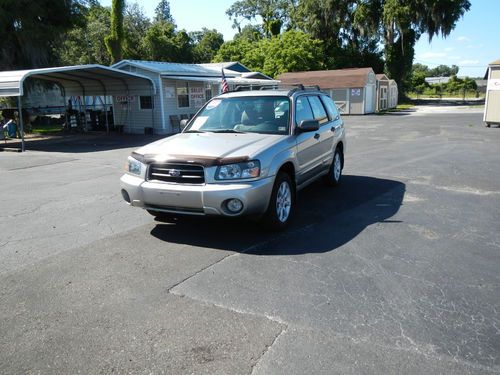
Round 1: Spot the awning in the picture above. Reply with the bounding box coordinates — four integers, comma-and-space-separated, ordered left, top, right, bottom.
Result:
0, 64, 156, 97
161, 75, 280, 86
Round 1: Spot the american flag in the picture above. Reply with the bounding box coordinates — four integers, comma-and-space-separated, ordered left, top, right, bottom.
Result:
221, 69, 229, 93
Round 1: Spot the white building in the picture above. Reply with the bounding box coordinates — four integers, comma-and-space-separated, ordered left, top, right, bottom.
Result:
112, 60, 278, 134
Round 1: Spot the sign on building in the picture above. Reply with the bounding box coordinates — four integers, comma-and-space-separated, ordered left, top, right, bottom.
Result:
115, 95, 135, 103
189, 86, 206, 108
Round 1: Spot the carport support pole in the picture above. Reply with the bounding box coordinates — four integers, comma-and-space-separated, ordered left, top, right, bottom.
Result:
17, 96, 25, 152
103, 94, 109, 134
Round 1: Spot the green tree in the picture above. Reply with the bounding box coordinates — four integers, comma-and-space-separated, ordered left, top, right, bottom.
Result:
261, 30, 323, 77
123, 3, 151, 60
214, 30, 323, 78
429, 64, 459, 77
105, 0, 125, 64
59, 4, 112, 65
226, 0, 296, 37
190, 28, 225, 63
154, 0, 174, 23
212, 38, 259, 67
293, 0, 384, 71
234, 24, 265, 42
355, 0, 470, 99
142, 21, 193, 62
0, 0, 85, 70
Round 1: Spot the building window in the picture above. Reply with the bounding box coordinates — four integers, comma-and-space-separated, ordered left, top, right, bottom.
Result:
205, 84, 213, 101
177, 82, 190, 108
139, 96, 154, 110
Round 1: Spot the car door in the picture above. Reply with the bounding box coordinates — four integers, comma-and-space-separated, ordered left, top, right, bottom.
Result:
321, 95, 344, 154
294, 95, 324, 184
308, 95, 334, 164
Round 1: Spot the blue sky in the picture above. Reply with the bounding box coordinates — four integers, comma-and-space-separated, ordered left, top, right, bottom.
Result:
102, 0, 499, 78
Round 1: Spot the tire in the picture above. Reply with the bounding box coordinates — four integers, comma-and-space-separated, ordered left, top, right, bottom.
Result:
324, 147, 343, 186
262, 172, 295, 231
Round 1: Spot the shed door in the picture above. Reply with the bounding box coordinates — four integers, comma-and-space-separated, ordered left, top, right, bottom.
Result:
365, 85, 375, 113
485, 91, 500, 123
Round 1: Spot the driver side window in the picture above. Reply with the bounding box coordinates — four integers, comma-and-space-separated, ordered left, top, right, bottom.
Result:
295, 96, 314, 126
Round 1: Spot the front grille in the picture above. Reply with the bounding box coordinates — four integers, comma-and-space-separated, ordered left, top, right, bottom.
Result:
147, 163, 205, 184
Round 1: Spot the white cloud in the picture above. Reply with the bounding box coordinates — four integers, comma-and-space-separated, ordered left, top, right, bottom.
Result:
457, 36, 471, 42
458, 59, 480, 65
444, 47, 455, 52
419, 51, 447, 59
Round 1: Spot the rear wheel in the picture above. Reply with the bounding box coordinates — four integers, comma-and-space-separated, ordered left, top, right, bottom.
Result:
262, 172, 295, 231
324, 147, 343, 186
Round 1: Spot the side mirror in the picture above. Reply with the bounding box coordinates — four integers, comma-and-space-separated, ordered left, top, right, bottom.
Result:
180, 119, 189, 129
297, 119, 319, 133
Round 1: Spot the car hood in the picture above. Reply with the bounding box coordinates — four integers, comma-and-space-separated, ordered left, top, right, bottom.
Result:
135, 132, 284, 162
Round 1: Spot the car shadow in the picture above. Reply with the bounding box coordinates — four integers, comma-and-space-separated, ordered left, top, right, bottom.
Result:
150, 175, 405, 255
1, 133, 165, 153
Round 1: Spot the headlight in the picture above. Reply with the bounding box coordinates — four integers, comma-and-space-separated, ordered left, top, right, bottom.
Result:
216, 160, 260, 180
125, 155, 143, 175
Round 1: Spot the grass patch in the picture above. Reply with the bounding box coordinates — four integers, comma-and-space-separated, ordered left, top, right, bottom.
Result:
31, 124, 63, 134
396, 103, 415, 110
376, 103, 416, 115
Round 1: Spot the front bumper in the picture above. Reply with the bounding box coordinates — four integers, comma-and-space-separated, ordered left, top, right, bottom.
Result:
120, 173, 274, 217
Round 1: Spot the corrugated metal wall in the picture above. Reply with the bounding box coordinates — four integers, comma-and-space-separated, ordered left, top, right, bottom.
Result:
113, 65, 162, 134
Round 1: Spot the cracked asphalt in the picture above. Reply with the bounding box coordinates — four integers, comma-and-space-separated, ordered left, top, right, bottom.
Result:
0, 105, 499, 374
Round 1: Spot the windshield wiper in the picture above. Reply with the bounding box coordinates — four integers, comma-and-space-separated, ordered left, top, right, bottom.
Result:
209, 129, 246, 133
184, 129, 205, 133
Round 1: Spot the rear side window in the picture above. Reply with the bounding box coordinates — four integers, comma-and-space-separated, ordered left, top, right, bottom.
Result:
295, 96, 314, 125
308, 96, 329, 124
321, 95, 339, 120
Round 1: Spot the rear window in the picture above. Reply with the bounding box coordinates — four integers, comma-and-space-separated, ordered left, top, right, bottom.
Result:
308, 96, 329, 124
321, 95, 339, 120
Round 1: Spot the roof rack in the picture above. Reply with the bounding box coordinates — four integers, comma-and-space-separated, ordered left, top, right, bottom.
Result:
227, 83, 323, 95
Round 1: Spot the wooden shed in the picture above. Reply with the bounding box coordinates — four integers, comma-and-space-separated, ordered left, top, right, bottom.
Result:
388, 80, 398, 108
376, 74, 390, 111
484, 59, 500, 127
278, 68, 377, 114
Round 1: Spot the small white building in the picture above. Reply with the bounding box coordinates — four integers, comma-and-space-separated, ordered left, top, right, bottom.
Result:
484, 58, 500, 127
112, 60, 278, 134
278, 68, 377, 115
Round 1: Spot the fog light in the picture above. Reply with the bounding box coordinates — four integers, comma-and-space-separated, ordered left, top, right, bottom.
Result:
121, 189, 131, 203
226, 198, 243, 213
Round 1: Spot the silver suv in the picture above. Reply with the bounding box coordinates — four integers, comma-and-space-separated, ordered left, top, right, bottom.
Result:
120, 87, 346, 230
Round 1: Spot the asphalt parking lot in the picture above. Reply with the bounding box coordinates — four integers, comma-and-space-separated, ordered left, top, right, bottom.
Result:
0, 105, 499, 374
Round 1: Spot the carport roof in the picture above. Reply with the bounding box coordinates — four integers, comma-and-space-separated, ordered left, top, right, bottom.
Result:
0, 64, 156, 97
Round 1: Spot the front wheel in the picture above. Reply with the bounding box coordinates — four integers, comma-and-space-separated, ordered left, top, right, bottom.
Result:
324, 148, 343, 186
262, 172, 295, 231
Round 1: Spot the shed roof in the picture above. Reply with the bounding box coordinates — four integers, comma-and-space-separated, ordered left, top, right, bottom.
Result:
0, 64, 155, 97
278, 68, 374, 89
488, 59, 500, 66
376, 74, 389, 81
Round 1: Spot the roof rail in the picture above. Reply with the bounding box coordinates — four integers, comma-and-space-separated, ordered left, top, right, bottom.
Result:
287, 84, 322, 95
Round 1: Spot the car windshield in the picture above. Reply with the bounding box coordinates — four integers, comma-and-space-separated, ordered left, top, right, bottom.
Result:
185, 96, 290, 135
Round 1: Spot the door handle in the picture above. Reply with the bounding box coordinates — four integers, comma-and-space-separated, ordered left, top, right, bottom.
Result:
314, 133, 320, 140
331, 126, 336, 132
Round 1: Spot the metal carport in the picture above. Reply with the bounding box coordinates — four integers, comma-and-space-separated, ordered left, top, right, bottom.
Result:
0, 64, 156, 151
